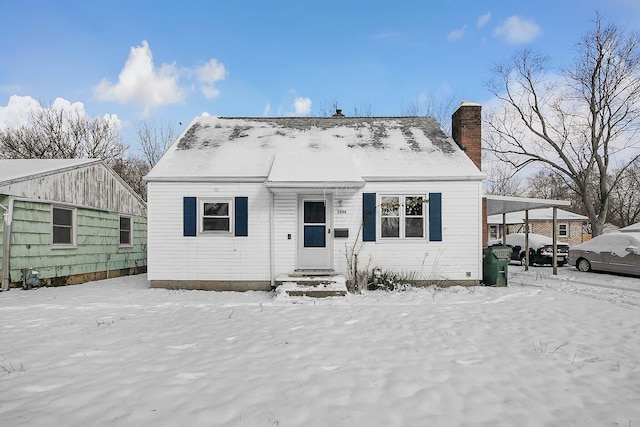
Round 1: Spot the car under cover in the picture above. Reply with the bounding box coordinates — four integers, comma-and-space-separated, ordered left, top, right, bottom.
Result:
488, 233, 570, 265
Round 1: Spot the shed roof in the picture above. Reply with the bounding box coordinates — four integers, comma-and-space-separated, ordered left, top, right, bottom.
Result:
0, 159, 100, 185
145, 116, 485, 183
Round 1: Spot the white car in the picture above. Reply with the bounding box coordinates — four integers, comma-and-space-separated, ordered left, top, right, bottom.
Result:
489, 233, 570, 266
568, 232, 640, 276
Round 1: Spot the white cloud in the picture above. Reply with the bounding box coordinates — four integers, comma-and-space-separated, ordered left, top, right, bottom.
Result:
447, 26, 466, 41
93, 41, 227, 113
477, 12, 491, 28
196, 59, 226, 100
93, 41, 183, 112
493, 16, 542, 44
201, 86, 220, 100
293, 97, 312, 116
371, 32, 399, 40
196, 59, 226, 84
0, 95, 121, 131
0, 95, 40, 128
263, 103, 271, 116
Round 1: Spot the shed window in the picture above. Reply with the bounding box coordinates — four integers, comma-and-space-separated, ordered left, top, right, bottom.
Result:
381, 195, 426, 239
52, 206, 75, 245
120, 216, 133, 246
201, 200, 232, 233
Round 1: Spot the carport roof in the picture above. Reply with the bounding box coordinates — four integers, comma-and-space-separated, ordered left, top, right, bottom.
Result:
485, 195, 571, 216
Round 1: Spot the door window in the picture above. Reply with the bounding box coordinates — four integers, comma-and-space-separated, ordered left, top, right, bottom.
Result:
303, 201, 326, 247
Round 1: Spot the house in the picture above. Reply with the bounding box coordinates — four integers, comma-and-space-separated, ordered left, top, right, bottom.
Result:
145, 103, 485, 291
487, 207, 589, 246
1, 159, 147, 290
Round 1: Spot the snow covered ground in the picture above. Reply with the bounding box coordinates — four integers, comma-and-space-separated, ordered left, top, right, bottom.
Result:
1, 266, 639, 426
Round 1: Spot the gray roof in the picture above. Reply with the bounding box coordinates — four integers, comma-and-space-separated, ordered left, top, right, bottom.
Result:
0, 159, 100, 185
146, 116, 485, 183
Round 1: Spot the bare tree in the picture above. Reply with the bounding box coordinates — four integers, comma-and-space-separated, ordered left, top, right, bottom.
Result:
351, 102, 373, 117
0, 102, 124, 162
608, 161, 640, 227
485, 14, 640, 236
135, 120, 174, 168
483, 162, 524, 196
401, 93, 458, 133
111, 156, 150, 200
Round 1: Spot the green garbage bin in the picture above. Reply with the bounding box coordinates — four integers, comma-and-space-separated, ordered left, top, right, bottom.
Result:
483, 246, 511, 286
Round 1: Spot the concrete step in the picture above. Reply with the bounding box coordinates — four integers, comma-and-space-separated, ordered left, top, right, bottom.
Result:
275, 274, 347, 298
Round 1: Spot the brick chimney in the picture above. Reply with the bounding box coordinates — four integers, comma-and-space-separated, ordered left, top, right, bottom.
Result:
451, 101, 481, 170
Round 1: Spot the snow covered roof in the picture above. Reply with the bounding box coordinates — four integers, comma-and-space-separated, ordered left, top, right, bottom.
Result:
620, 222, 640, 232
0, 159, 100, 185
145, 116, 485, 183
487, 207, 588, 224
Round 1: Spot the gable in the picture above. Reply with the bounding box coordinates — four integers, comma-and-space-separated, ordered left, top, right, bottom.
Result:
0, 160, 146, 216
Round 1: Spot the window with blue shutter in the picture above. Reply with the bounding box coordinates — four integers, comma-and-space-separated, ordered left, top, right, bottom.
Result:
235, 197, 248, 237
363, 193, 376, 242
429, 192, 442, 241
183, 197, 197, 237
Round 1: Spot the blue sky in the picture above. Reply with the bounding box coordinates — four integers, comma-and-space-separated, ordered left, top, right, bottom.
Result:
2, 0, 640, 149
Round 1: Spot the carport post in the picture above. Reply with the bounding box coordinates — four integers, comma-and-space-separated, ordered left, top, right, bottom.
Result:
552, 206, 558, 275
502, 213, 507, 245
524, 210, 529, 271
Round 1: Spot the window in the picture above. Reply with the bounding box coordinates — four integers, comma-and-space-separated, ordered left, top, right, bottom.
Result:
52, 206, 75, 245
558, 223, 569, 238
381, 196, 400, 238
489, 225, 499, 240
119, 215, 133, 246
201, 200, 231, 233
303, 201, 326, 247
380, 195, 425, 239
518, 224, 532, 233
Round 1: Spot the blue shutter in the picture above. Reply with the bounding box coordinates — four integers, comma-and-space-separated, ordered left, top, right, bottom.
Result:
429, 192, 442, 241
362, 193, 376, 242
235, 197, 248, 237
183, 197, 197, 237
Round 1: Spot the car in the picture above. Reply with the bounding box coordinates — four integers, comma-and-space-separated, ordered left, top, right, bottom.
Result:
488, 233, 570, 266
568, 232, 640, 276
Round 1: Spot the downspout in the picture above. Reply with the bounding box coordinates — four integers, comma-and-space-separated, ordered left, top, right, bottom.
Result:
552, 206, 558, 275
269, 191, 275, 289
1, 199, 13, 291
524, 210, 530, 272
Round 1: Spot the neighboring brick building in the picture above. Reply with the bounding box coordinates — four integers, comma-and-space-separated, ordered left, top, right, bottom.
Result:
487, 208, 589, 246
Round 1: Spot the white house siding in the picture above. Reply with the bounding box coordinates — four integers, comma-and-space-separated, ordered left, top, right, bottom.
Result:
148, 179, 482, 287
332, 181, 483, 283
147, 182, 271, 286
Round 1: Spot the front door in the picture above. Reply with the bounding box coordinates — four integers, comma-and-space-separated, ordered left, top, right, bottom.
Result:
297, 196, 333, 271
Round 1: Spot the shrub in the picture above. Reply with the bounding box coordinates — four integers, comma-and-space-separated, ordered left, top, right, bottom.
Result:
368, 269, 420, 291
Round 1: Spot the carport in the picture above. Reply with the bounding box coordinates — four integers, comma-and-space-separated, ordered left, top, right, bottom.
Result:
485, 195, 571, 275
